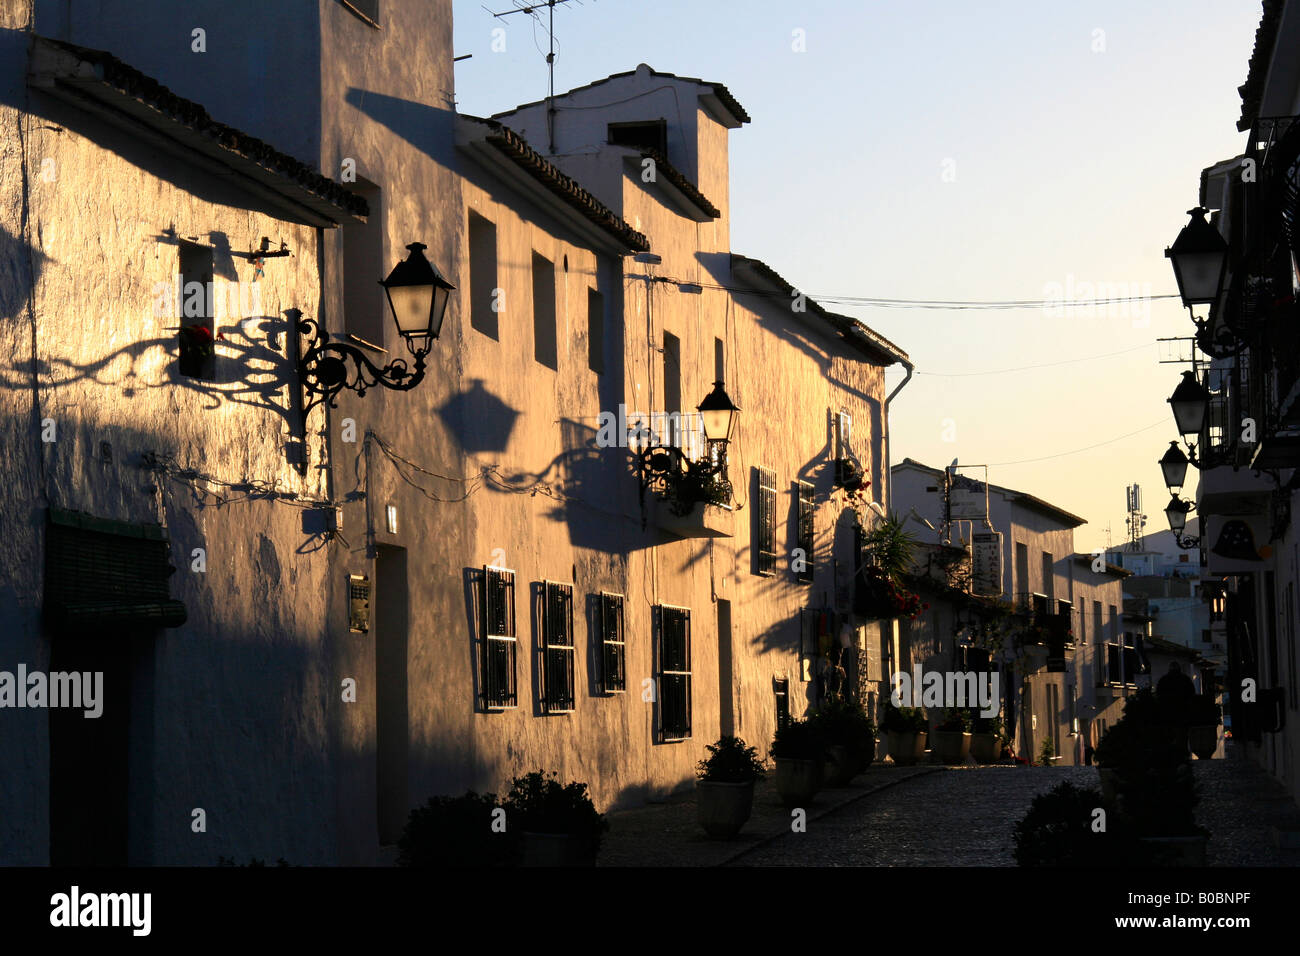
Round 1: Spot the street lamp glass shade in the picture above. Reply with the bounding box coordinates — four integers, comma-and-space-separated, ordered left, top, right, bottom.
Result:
1164, 207, 1228, 307
1165, 496, 1190, 533
697, 381, 740, 443
1160, 440, 1189, 491
1168, 371, 1210, 438
380, 242, 455, 341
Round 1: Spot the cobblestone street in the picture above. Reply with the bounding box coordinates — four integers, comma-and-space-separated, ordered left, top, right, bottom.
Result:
730, 753, 1300, 867
600, 748, 1300, 867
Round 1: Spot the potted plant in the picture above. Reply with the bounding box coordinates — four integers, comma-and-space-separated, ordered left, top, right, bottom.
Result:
1013, 781, 1119, 866
502, 770, 608, 866
881, 701, 928, 766
810, 698, 877, 785
857, 514, 924, 620
1188, 695, 1221, 760
1038, 737, 1056, 767
397, 790, 515, 867
970, 713, 1004, 763
932, 708, 973, 764
769, 718, 825, 807
695, 736, 766, 838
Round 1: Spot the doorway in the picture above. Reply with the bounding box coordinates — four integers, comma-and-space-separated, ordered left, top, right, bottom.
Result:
717, 599, 734, 738
374, 546, 410, 846
49, 629, 131, 866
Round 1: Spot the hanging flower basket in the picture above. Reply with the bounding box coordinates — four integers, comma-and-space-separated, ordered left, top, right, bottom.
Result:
858, 566, 922, 620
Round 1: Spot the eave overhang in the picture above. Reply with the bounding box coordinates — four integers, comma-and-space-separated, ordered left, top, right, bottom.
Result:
26, 35, 365, 228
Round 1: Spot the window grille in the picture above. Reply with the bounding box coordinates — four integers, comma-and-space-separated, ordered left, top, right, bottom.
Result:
657, 606, 691, 740
599, 592, 626, 693
774, 677, 791, 733
482, 566, 517, 709
540, 581, 575, 713
796, 480, 815, 584
756, 467, 777, 575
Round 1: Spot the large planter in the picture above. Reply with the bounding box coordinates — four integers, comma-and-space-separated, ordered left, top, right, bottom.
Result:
970, 733, 1001, 764
823, 745, 857, 787
696, 780, 755, 839
773, 757, 822, 807
932, 730, 971, 764
1139, 834, 1208, 866
887, 730, 927, 767
1189, 725, 1219, 760
521, 832, 594, 867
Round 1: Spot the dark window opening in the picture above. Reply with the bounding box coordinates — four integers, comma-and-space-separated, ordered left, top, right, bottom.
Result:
468, 210, 498, 340
599, 592, 625, 693
657, 606, 691, 740
344, 181, 385, 346
795, 480, 814, 584
662, 331, 681, 447
608, 119, 668, 157
755, 467, 777, 575
178, 241, 214, 379
540, 581, 575, 713
774, 678, 790, 733
587, 288, 605, 374
482, 567, 517, 710
532, 251, 557, 369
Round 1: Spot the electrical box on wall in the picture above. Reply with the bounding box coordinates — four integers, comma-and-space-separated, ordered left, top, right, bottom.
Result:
349, 574, 371, 633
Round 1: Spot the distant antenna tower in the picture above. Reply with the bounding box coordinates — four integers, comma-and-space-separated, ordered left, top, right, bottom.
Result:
1124, 483, 1146, 552
1103, 521, 1113, 552
491, 0, 577, 154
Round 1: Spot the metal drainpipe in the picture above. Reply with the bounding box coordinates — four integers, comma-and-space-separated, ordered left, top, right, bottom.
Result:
883, 360, 915, 512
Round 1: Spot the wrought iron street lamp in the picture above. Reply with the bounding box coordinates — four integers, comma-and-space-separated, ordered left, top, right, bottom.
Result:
639, 381, 739, 507
1165, 207, 1228, 315
1160, 440, 1190, 493
1166, 370, 1210, 472
1164, 494, 1199, 548
297, 242, 454, 418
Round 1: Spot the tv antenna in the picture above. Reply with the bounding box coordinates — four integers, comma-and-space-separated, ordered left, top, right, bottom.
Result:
490, 0, 578, 154
1124, 483, 1147, 552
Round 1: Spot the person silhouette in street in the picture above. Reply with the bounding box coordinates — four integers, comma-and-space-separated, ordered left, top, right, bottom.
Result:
1157, 661, 1196, 729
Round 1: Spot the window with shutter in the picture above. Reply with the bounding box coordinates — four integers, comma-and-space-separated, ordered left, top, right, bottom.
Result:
540, 581, 575, 713
482, 567, 517, 710
755, 467, 777, 575
657, 605, 691, 740
599, 592, 626, 693
796, 480, 814, 584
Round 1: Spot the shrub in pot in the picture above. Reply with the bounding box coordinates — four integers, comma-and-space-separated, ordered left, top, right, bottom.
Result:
769, 718, 825, 807
503, 770, 608, 866
970, 713, 1004, 763
1013, 781, 1127, 866
932, 708, 973, 764
881, 701, 928, 766
695, 736, 766, 838
397, 790, 515, 867
1188, 695, 1221, 760
810, 698, 877, 785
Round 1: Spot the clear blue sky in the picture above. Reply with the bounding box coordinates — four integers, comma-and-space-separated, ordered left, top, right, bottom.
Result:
452, 0, 1262, 552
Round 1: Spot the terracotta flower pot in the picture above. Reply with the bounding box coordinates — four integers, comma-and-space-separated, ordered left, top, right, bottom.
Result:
696, 780, 755, 839
932, 730, 971, 764
887, 730, 926, 766
773, 757, 822, 807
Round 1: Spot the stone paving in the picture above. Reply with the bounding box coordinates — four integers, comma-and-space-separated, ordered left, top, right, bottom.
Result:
597, 764, 937, 867
598, 745, 1300, 867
